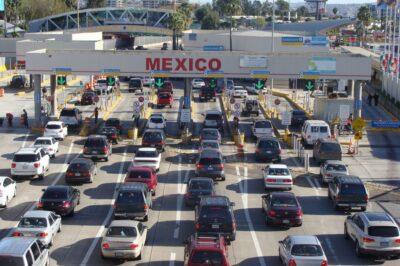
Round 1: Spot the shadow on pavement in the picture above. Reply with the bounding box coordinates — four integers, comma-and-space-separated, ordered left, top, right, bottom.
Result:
100, 161, 131, 174
0, 201, 36, 222
84, 182, 118, 200
237, 256, 280, 266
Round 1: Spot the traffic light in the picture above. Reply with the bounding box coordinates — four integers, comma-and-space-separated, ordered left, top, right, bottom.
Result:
57, 76, 67, 86
106, 76, 116, 86
154, 77, 164, 88
255, 79, 266, 90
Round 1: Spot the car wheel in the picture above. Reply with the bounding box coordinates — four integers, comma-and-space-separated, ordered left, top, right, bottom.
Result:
221, 176, 226, 181
51, 154, 56, 159
58, 224, 62, 232
143, 215, 148, 222
105, 157, 109, 162
38, 173, 44, 180
89, 176, 93, 183
14, 188, 16, 197
355, 241, 363, 257
152, 190, 156, 196
361, 206, 367, 211
136, 252, 142, 260
344, 224, 349, 239
69, 209, 75, 217
48, 238, 53, 247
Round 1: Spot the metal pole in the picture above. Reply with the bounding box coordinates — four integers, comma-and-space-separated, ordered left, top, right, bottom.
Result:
3, 4, 7, 38
77, 0, 80, 31
271, 0, 275, 91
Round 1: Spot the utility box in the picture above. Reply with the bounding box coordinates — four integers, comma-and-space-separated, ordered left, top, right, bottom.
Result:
313, 96, 354, 123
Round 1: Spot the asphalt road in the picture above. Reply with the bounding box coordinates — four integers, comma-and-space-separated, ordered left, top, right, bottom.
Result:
0, 82, 399, 265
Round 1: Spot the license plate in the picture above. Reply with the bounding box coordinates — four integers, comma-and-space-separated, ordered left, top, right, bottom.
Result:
380, 242, 389, 247
23, 165, 28, 169
75, 173, 80, 176
92, 151, 98, 154
266, 151, 272, 154
24, 233, 35, 237
282, 220, 290, 224
211, 224, 219, 229
115, 252, 124, 258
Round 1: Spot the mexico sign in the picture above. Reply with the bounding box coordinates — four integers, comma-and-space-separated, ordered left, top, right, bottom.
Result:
146, 57, 222, 72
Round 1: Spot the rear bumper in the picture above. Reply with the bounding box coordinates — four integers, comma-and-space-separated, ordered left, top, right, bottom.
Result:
41, 206, 72, 216
196, 170, 225, 179
101, 249, 141, 259
11, 169, 41, 176
266, 216, 302, 226
44, 132, 64, 139
66, 176, 91, 183
336, 202, 367, 208
264, 182, 292, 190
83, 153, 108, 159
359, 247, 400, 257
114, 211, 147, 219
196, 230, 236, 241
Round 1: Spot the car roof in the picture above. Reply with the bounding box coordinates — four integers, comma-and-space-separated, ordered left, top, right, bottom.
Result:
0, 237, 38, 256
270, 192, 296, 198
46, 121, 63, 125
268, 164, 288, 169
362, 212, 397, 227
35, 137, 54, 141
199, 149, 222, 158
45, 185, 70, 191
137, 147, 157, 152
336, 175, 362, 184
61, 107, 78, 111
200, 196, 230, 206
325, 160, 345, 165
87, 135, 107, 139
258, 137, 278, 142
305, 120, 329, 125
23, 210, 52, 218
318, 138, 339, 144
119, 182, 148, 191
201, 140, 219, 144
201, 128, 219, 132
15, 147, 40, 154
144, 129, 164, 133
289, 235, 320, 245
189, 177, 214, 183
109, 219, 139, 227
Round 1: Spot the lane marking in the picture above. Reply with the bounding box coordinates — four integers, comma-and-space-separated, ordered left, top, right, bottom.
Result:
236, 165, 240, 176
324, 235, 340, 265
80, 150, 128, 266
305, 176, 321, 198
169, 252, 176, 266
21, 132, 30, 148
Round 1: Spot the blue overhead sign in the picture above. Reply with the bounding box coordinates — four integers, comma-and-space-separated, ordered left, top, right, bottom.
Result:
203, 45, 225, 51
304, 36, 329, 46
371, 121, 400, 128
281, 37, 303, 46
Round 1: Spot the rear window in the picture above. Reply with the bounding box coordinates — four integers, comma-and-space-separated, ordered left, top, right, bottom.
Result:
85, 138, 106, 147
128, 171, 151, 179
202, 142, 219, 149
199, 206, 231, 220
320, 126, 328, 133
340, 183, 366, 195
189, 180, 212, 190
143, 132, 163, 142
321, 143, 341, 152
106, 226, 137, 237
34, 139, 52, 145
97, 79, 107, 85
205, 114, 222, 121
202, 130, 219, 138
60, 109, 76, 116
268, 168, 290, 176
255, 121, 272, 128
0, 256, 24, 266
18, 217, 47, 228
291, 244, 323, 256
117, 191, 144, 204
150, 117, 163, 124
199, 157, 222, 164
258, 140, 279, 149
46, 124, 61, 129
69, 163, 91, 171
13, 154, 39, 162
105, 120, 119, 127
368, 226, 399, 237
42, 189, 68, 200
159, 94, 170, 99
271, 197, 298, 207
191, 251, 223, 264
326, 164, 347, 172
136, 150, 158, 157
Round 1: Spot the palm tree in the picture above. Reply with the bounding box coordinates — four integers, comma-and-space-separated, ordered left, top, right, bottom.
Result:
169, 12, 186, 50
217, 0, 242, 51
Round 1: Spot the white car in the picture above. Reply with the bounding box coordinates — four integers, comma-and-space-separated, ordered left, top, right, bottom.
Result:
131, 147, 161, 171
319, 160, 349, 184
232, 86, 248, 98
32, 137, 59, 158
0, 176, 16, 208
147, 114, 166, 130
192, 79, 206, 89
43, 121, 67, 140
252, 120, 273, 139
263, 164, 293, 190
142, 77, 155, 86
94, 79, 113, 94
59, 108, 82, 127
12, 210, 61, 247
11, 147, 50, 180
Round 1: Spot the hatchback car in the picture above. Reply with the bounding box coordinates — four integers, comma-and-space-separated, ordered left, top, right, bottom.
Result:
185, 177, 215, 207
242, 99, 260, 116
37, 185, 80, 217
200, 128, 221, 144
125, 167, 157, 196
43, 121, 68, 140
0, 237, 49, 266
80, 90, 96, 105
320, 160, 349, 184
328, 175, 368, 211
195, 196, 236, 242
255, 137, 281, 162
65, 158, 97, 184
263, 164, 293, 190
262, 192, 303, 227
101, 220, 148, 260
203, 110, 223, 132
183, 234, 230, 266
157, 92, 173, 108
252, 120, 273, 139
99, 126, 119, 144
31, 137, 59, 159
0, 176, 16, 208
199, 86, 216, 102
279, 235, 328, 266
142, 129, 166, 152
12, 210, 61, 247
83, 135, 112, 161
313, 139, 342, 164
344, 212, 400, 259
114, 183, 152, 221
128, 78, 143, 93
131, 147, 161, 172
196, 149, 225, 181
59, 108, 82, 127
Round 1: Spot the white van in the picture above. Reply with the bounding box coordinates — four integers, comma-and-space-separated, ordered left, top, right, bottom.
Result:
301, 120, 331, 145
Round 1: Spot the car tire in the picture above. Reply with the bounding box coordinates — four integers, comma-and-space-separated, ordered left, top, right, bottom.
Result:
136, 252, 142, 260
143, 215, 148, 222
69, 209, 75, 217
355, 241, 363, 257
152, 190, 156, 196
344, 224, 349, 239
101, 253, 107, 260
14, 188, 16, 197
58, 224, 61, 232
51, 154, 56, 159
38, 173, 44, 180
221, 176, 226, 181
105, 157, 109, 162
361, 206, 366, 211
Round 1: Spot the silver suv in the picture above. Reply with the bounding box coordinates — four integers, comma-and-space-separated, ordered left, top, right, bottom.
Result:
344, 212, 400, 259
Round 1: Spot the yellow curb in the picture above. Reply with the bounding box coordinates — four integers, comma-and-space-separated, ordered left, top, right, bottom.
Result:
103, 96, 123, 121
0, 72, 14, 82
272, 89, 313, 119
16, 91, 26, 96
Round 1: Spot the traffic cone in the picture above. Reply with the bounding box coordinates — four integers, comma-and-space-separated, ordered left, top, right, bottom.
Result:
347, 137, 355, 155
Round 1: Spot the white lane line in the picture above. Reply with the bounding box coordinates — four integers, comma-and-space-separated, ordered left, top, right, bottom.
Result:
174, 151, 182, 239
21, 132, 30, 148
239, 166, 267, 266
80, 150, 128, 266
313, 178, 322, 190
236, 165, 240, 176
169, 252, 176, 266
305, 176, 321, 198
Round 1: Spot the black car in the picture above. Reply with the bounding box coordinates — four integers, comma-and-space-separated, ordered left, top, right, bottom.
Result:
65, 158, 97, 183
328, 175, 368, 211
313, 139, 342, 164
37, 185, 80, 216
9, 75, 27, 89
255, 137, 282, 162
114, 183, 152, 221
99, 126, 119, 144
83, 135, 112, 161
142, 129, 166, 152
185, 177, 215, 207
199, 87, 216, 102
128, 78, 143, 93
195, 149, 225, 181
80, 91, 96, 105
105, 118, 122, 132
290, 110, 308, 126
261, 192, 303, 227
195, 196, 236, 242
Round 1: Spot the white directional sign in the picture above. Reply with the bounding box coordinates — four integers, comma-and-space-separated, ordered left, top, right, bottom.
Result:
281, 111, 292, 126
233, 110, 241, 117
180, 109, 191, 123
233, 102, 241, 110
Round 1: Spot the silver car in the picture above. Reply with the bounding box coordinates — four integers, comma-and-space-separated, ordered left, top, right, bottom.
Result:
344, 212, 400, 259
278, 235, 328, 266
101, 220, 148, 260
199, 140, 220, 152
319, 160, 349, 184
12, 210, 61, 247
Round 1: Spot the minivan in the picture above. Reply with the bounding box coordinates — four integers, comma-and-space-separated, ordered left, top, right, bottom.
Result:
301, 120, 331, 146
0, 237, 49, 266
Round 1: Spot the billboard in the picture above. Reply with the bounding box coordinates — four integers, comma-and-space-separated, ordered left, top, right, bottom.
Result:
0, 0, 4, 12
308, 57, 336, 74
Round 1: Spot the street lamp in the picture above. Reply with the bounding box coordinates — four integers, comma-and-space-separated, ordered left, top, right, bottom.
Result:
271, 0, 276, 91
77, 0, 81, 31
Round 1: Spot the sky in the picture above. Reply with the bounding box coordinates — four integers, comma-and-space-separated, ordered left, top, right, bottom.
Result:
192, 0, 376, 4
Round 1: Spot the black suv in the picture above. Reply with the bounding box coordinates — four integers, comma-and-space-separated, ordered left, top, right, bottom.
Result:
199, 86, 216, 102
185, 177, 215, 207
255, 137, 282, 162
328, 175, 368, 211
195, 149, 225, 181
195, 196, 236, 242
83, 135, 112, 161
114, 183, 152, 221
9, 75, 27, 89
142, 129, 166, 152
128, 78, 143, 93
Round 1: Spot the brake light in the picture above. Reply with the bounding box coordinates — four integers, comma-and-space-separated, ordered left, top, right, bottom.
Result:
326, 173, 332, 177
256, 148, 260, 153
129, 243, 139, 249
195, 223, 200, 230
37, 232, 48, 238
112, 203, 116, 209
362, 237, 375, 243
266, 178, 276, 183
62, 201, 70, 208
102, 243, 110, 249
364, 195, 369, 201
12, 231, 22, 237
11, 163, 16, 168
335, 195, 340, 202
283, 179, 292, 183
111, 134, 117, 139
185, 192, 191, 198
34, 163, 40, 168
143, 204, 148, 210
37, 201, 43, 208
267, 210, 276, 217
82, 171, 90, 176
103, 147, 108, 154
66, 172, 74, 177
196, 163, 203, 169
321, 260, 328, 266
288, 259, 297, 266
218, 164, 224, 170
395, 239, 400, 244
159, 141, 165, 145
296, 209, 303, 217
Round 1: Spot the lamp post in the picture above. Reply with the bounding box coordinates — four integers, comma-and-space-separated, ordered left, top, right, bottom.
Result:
271, 0, 275, 91
77, 0, 81, 31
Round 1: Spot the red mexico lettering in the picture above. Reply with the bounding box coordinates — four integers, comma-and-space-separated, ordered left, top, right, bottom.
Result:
146, 58, 160, 70
145, 57, 222, 72
188, 58, 194, 71
209, 58, 221, 71
175, 58, 187, 71
195, 58, 207, 71
162, 58, 173, 71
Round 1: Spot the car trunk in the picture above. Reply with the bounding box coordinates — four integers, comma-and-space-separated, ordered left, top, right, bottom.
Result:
103, 237, 138, 250
291, 256, 324, 266
272, 206, 299, 219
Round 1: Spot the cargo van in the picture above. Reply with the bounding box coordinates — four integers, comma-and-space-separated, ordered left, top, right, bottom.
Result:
301, 120, 331, 146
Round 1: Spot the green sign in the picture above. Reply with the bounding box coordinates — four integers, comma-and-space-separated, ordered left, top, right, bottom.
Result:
209, 78, 217, 89
106, 76, 116, 86
155, 77, 164, 88
57, 76, 67, 86
304, 80, 315, 91
255, 79, 266, 90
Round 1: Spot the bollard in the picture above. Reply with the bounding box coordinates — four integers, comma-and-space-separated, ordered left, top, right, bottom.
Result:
305, 153, 310, 172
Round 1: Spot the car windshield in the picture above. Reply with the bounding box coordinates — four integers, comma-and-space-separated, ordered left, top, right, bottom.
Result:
189, 181, 212, 190
199, 157, 222, 165
326, 164, 347, 172
34, 139, 52, 145
258, 140, 279, 149
340, 184, 366, 195
271, 197, 298, 207
268, 168, 289, 176
202, 130, 219, 138
69, 162, 91, 171
18, 217, 47, 228
202, 142, 219, 149
0, 256, 24, 265
194, 79, 204, 83
136, 150, 158, 158
13, 154, 39, 162
199, 206, 231, 220
106, 226, 137, 237
105, 120, 119, 127
143, 132, 163, 142
234, 86, 244, 90
42, 189, 68, 200
191, 251, 223, 264
85, 138, 105, 147
150, 117, 163, 124
129, 80, 141, 86
117, 191, 144, 204
321, 143, 341, 152
46, 124, 61, 129
205, 114, 222, 121
60, 109, 76, 116
291, 244, 323, 256
159, 94, 170, 99
368, 226, 399, 237
128, 171, 150, 179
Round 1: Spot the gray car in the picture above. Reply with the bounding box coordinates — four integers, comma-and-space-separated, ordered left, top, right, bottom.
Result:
344, 212, 400, 259
278, 235, 328, 266
319, 160, 349, 184
195, 149, 225, 181
200, 128, 221, 144
313, 139, 342, 164
101, 220, 148, 260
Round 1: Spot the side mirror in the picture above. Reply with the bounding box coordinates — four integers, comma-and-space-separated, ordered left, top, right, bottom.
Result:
261, 195, 268, 199
346, 215, 352, 219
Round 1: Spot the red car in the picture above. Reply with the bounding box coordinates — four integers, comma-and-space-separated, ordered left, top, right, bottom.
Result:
157, 92, 173, 108
124, 166, 157, 196
161, 80, 173, 94
184, 234, 230, 266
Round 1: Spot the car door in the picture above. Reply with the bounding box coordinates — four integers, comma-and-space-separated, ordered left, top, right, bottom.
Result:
62, 123, 68, 136
52, 138, 59, 152
352, 216, 365, 242
320, 162, 326, 176
51, 212, 61, 234
72, 188, 80, 207
40, 149, 49, 170
280, 237, 291, 264
328, 179, 336, 199
33, 240, 48, 266
47, 214, 56, 237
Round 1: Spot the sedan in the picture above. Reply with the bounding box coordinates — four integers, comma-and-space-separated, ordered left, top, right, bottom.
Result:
184, 177, 215, 207
31, 137, 59, 158
12, 210, 61, 247
101, 220, 148, 260
65, 158, 97, 184
43, 121, 68, 140
263, 164, 293, 190
147, 114, 166, 130
279, 235, 328, 266
261, 192, 302, 227
131, 147, 161, 171
200, 128, 221, 144
291, 109, 308, 126
320, 160, 349, 184
0, 176, 16, 208
37, 185, 80, 217
192, 78, 206, 89
125, 167, 158, 196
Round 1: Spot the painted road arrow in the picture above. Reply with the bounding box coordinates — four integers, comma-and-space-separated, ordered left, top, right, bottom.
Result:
255, 80, 264, 90
57, 76, 66, 85
305, 81, 314, 91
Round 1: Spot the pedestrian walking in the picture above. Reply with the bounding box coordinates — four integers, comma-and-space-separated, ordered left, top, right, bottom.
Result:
94, 107, 99, 124
22, 109, 29, 128
373, 93, 379, 106
367, 93, 372, 106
